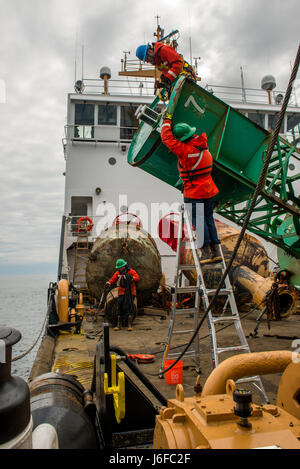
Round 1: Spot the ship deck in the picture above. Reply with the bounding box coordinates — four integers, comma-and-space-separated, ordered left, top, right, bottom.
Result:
36, 305, 300, 405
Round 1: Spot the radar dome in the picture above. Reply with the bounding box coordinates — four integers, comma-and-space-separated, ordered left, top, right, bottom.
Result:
100, 66, 111, 80
261, 75, 276, 91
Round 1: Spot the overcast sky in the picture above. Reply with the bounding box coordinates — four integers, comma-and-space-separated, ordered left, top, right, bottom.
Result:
0, 0, 299, 275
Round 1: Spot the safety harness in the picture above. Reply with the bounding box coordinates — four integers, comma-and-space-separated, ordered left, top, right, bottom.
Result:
155, 46, 196, 81
179, 55, 197, 81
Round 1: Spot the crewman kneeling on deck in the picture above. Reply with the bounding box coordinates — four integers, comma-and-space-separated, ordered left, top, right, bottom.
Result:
106, 259, 140, 331
136, 42, 196, 98
161, 117, 221, 261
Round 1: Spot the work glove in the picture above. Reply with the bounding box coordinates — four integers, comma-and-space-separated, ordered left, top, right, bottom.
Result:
163, 114, 173, 122
105, 282, 111, 289
161, 108, 172, 120
155, 79, 164, 91
160, 75, 172, 89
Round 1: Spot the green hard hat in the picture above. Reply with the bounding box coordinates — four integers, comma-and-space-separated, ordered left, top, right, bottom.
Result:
116, 258, 127, 269
173, 122, 196, 142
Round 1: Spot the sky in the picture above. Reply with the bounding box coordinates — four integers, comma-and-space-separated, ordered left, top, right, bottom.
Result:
0, 0, 299, 275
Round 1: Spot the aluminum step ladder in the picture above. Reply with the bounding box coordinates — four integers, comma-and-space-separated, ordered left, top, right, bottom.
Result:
160, 204, 203, 375
161, 204, 268, 404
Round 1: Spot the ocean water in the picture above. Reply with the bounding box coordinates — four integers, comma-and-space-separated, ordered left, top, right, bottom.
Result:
0, 274, 55, 381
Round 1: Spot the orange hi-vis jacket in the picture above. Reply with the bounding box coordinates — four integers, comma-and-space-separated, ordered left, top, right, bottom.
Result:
161, 119, 219, 199
154, 42, 183, 83
108, 268, 140, 296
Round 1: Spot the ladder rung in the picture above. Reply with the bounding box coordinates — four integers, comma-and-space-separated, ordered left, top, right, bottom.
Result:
174, 308, 198, 315
206, 289, 232, 295
167, 350, 195, 358
200, 257, 222, 265
179, 264, 195, 270
211, 316, 239, 323
176, 286, 199, 293
217, 345, 249, 354
173, 329, 195, 334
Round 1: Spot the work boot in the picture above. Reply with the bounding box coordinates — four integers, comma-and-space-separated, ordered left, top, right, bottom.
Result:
114, 316, 122, 331
127, 315, 134, 331
210, 243, 222, 260
200, 245, 212, 261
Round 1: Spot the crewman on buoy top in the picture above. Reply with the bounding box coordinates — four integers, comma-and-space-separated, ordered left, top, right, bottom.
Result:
106, 259, 140, 331
136, 42, 196, 97
160, 117, 221, 261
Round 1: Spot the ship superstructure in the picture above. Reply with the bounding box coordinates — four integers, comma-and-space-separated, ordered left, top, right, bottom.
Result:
59, 57, 300, 291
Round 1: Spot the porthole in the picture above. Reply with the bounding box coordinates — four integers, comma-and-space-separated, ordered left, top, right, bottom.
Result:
108, 157, 117, 165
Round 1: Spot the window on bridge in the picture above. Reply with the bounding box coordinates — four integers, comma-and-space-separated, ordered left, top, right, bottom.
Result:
98, 104, 117, 125
75, 103, 95, 138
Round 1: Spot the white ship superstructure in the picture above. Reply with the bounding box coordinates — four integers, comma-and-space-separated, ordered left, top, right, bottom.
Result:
58, 59, 300, 289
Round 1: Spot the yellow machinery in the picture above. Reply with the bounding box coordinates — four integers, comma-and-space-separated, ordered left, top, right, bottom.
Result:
154, 351, 300, 449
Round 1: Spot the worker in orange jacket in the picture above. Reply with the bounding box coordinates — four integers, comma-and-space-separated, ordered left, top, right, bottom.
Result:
106, 259, 140, 331
136, 42, 196, 96
161, 118, 221, 260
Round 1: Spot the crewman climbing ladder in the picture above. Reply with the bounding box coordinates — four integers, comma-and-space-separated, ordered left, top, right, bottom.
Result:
160, 116, 221, 260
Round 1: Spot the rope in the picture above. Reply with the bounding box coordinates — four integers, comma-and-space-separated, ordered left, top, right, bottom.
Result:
158, 43, 300, 377
12, 297, 51, 362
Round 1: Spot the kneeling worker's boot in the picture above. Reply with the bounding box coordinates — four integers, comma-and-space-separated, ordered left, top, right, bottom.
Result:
127, 315, 133, 331
114, 316, 122, 331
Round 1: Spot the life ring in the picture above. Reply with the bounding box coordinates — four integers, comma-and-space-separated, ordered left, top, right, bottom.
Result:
113, 212, 143, 228
158, 212, 189, 252
76, 216, 94, 232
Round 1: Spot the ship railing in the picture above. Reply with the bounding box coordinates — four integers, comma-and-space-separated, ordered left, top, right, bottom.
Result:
205, 83, 299, 107
64, 215, 150, 239
63, 124, 139, 143
63, 124, 300, 151
120, 58, 154, 73
77, 77, 156, 96
65, 216, 104, 240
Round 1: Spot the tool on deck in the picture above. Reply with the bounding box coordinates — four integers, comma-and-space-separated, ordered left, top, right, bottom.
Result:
127, 354, 155, 364
160, 204, 268, 403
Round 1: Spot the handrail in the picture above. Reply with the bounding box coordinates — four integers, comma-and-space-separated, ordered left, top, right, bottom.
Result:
71, 76, 300, 107
57, 215, 66, 281
206, 83, 299, 107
